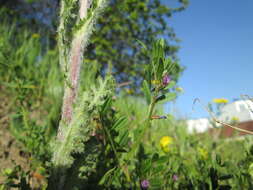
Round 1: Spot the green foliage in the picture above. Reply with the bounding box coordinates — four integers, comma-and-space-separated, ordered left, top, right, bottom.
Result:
86, 0, 188, 87
0, 19, 61, 189
0, 164, 32, 190
110, 94, 253, 189
0, 20, 62, 157
0, 20, 63, 106
0, 0, 188, 88
10, 108, 51, 162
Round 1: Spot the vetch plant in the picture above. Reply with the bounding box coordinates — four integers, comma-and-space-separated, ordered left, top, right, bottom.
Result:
141, 179, 150, 190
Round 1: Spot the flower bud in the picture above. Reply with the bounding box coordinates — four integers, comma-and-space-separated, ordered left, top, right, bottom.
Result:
162, 74, 171, 86
141, 179, 150, 189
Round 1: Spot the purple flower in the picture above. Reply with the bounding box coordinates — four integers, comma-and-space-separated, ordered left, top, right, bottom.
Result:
162, 74, 171, 86
141, 179, 150, 189
172, 174, 178, 181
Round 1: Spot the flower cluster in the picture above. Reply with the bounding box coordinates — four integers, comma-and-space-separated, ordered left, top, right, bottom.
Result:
162, 74, 171, 86
141, 179, 150, 189
160, 136, 173, 153
151, 74, 171, 87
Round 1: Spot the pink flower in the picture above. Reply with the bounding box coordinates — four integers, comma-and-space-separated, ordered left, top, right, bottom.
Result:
162, 75, 171, 86
172, 174, 178, 181
141, 179, 150, 189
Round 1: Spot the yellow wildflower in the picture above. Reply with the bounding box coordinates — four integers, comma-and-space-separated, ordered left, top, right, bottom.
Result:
32, 33, 40, 39
160, 136, 173, 153
126, 89, 134, 94
175, 87, 184, 93
231, 116, 239, 122
213, 98, 229, 104
151, 80, 160, 85
198, 147, 208, 160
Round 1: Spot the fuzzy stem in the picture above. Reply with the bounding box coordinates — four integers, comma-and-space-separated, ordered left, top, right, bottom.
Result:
50, 0, 109, 188
57, 0, 92, 141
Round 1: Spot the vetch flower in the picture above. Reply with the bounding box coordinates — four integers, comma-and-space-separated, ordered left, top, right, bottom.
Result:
160, 136, 173, 153
162, 74, 171, 86
141, 179, 150, 189
172, 174, 179, 181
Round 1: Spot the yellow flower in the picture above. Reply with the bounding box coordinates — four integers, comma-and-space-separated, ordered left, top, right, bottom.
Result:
198, 147, 208, 160
213, 98, 229, 104
160, 136, 173, 153
151, 80, 160, 85
175, 87, 184, 93
126, 88, 134, 94
32, 33, 40, 39
231, 116, 239, 122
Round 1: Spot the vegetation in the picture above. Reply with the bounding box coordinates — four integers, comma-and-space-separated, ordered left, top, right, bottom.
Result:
1, 0, 188, 87
0, 0, 253, 190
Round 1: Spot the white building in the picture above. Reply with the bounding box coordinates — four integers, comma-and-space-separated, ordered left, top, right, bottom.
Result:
186, 100, 253, 133
187, 118, 211, 133
218, 100, 253, 123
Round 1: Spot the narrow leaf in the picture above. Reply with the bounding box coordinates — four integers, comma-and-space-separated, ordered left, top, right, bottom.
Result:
142, 80, 151, 104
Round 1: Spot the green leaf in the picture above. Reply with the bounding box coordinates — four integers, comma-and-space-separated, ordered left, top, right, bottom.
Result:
152, 153, 159, 162
164, 80, 176, 90
219, 175, 233, 180
143, 159, 152, 173
150, 178, 163, 189
118, 130, 129, 147
142, 80, 151, 104
136, 39, 147, 50
101, 97, 112, 115
111, 117, 127, 131
155, 156, 168, 165
99, 167, 116, 185
156, 58, 164, 79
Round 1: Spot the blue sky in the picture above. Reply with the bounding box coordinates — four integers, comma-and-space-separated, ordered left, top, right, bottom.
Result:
164, 0, 253, 119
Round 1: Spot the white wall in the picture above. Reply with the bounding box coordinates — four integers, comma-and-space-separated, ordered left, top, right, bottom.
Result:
187, 118, 211, 133
186, 100, 253, 133
218, 100, 253, 123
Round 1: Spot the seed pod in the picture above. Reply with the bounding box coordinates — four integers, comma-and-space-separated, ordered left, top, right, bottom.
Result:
155, 94, 166, 102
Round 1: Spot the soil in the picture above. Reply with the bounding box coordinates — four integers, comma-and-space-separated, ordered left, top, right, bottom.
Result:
0, 87, 30, 184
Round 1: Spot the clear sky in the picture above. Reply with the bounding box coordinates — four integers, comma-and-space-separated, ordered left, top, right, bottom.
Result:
163, 0, 253, 119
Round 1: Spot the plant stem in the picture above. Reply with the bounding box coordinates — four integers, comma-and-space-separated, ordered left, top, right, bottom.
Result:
57, 0, 92, 142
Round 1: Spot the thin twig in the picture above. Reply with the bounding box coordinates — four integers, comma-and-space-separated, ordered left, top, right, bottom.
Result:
193, 98, 253, 135
117, 81, 133, 88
